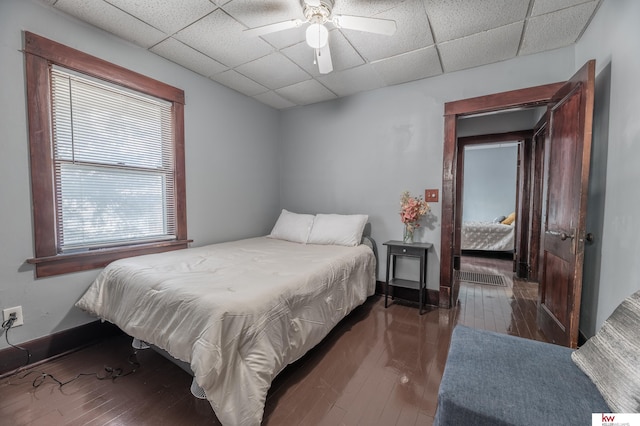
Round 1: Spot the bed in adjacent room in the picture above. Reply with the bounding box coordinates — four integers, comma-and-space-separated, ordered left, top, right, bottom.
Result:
75, 210, 376, 426
461, 220, 515, 253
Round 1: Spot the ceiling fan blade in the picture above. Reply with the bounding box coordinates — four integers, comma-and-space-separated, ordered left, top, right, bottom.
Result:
244, 19, 304, 37
316, 43, 333, 74
332, 15, 396, 36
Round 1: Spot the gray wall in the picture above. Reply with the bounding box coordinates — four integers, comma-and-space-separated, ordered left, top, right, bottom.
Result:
279, 47, 575, 290
3, 0, 636, 349
575, 0, 640, 335
462, 145, 518, 223
0, 0, 281, 350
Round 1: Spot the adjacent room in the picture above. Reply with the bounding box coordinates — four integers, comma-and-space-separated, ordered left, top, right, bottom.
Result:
1, 0, 639, 425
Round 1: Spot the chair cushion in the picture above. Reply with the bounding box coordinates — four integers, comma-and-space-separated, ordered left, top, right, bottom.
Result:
435, 326, 610, 426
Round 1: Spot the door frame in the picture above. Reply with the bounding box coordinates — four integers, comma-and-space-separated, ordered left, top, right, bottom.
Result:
439, 82, 565, 308
456, 131, 533, 275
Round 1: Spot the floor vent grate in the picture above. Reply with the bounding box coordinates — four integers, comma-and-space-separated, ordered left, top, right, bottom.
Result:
456, 270, 507, 287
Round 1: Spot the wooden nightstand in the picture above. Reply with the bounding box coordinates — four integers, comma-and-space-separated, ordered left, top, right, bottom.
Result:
383, 240, 432, 314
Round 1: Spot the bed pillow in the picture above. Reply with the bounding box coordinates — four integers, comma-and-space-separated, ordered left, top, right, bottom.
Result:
268, 209, 315, 244
571, 290, 640, 412
501, 212, 516, 225
493, 215, 507, 223
307, 214, 368, 247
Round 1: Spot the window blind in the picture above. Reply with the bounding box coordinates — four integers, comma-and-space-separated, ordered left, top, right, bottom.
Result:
51, 66, 176, 252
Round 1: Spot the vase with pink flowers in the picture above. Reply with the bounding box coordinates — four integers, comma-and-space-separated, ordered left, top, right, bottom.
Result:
399, 191, 430, 243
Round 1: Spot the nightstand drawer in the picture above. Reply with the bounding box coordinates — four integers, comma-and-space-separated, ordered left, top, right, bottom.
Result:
388, 245, 423, 257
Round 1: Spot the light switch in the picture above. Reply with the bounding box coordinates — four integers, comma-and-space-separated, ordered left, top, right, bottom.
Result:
425, 189, 439, 202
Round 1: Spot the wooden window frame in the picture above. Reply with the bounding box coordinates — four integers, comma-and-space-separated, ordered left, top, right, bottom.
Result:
24, 32, 190, 278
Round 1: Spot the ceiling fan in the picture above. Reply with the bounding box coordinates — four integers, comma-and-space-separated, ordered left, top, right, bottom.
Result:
243, 0, 397, 74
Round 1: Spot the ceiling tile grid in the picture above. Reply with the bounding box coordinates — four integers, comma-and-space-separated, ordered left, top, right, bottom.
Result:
371, 46, 442, 86
438, 21, 525, 73
281, 29, 365, 77
209, 69, 269, 97
44, 0, 602, 109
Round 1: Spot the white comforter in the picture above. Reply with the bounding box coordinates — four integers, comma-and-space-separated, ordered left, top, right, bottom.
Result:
461, 221, 515, 251
76, 237, 376, 426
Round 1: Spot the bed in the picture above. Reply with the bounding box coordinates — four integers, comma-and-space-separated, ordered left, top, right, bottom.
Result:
461, 221, 515, 252
75, 211, 376, 426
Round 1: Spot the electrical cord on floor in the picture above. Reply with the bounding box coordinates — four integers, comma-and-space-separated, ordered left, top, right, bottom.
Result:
2, 316, 32, 367
3, 315, 140, 389
17, 351, 140, 389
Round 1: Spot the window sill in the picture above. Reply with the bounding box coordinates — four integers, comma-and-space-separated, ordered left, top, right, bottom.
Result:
27, 239, 192, 278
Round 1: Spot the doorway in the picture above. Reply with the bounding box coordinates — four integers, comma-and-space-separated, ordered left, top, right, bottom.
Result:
456, 129, 535, 271
438, 82, 565, 309
439, 61, 596, 349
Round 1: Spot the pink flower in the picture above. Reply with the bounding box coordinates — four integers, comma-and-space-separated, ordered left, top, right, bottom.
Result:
399, 191, 430, 227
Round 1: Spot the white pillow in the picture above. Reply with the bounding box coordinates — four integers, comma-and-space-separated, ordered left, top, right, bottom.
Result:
308, 213, 368, 247
268, 209, 315, 244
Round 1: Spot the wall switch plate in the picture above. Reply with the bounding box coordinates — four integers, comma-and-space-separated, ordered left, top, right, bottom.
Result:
425, 189, 439, 202
3, 306, 23, 327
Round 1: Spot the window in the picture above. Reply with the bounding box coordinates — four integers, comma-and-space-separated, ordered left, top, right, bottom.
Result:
25, 32, 189, 277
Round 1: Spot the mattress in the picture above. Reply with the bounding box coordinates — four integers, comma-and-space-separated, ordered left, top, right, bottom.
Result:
461, 221, 515, 251
76, 236, 376, 426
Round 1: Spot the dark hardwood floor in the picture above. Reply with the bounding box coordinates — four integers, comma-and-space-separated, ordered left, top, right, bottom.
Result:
0, 255, 546, 425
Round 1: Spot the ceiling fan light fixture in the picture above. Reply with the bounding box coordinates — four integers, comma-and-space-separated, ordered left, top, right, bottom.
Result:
306, 23, 328, 49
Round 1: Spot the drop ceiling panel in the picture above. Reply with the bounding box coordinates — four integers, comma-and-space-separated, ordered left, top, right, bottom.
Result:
260, 27, 307, 50
342, 0, 434, 62
210, 70, 268, 97
54, 0, 168, 48
282, 30, 364, 77
332, 0, 407, 17
371, 46, 442, 86
235, 52, 310, 90
531, 0, 595, 16
317, 64, 385, 97
46, 0, 603, 109
439, 22, 524, 73
151, 37, 227, 77
253, 91, 297, 109
520, 1, 598, 55
275, 79, 337, 106
105, 0, 218, 35
174, 9, 273, 68
425, 0, 529, 43
222, 0, 305, 29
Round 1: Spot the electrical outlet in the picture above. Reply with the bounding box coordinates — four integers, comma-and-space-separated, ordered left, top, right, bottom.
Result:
3, 306, 23, 327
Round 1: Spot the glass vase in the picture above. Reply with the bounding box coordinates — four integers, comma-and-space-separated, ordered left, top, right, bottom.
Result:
403, 224, 414, 244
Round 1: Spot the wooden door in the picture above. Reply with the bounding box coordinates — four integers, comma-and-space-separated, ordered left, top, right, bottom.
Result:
537, 60, 595, 348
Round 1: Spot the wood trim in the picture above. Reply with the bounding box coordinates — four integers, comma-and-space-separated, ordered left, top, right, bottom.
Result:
439, 115, 457, 308
444, 82, 565, 116
0, 321, 123, 378
457, 130, 533, 146
24, 32, 188, 277
24, 32, 184, 104
173, 103, 188, 241
527, 118, 548, 282
25, 52, 57, 258
27, 239, 192, 278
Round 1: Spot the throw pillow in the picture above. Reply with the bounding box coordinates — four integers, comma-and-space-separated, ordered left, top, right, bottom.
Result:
571, 290, 640, 412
